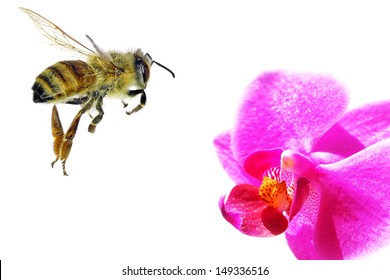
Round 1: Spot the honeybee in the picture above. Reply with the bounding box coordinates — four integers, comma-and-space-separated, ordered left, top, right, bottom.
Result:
20, 7, 175, 176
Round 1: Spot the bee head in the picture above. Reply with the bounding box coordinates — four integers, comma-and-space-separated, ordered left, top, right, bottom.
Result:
133, 51, 175, 88
144, 52, 175, 79
135, 53, 152, 85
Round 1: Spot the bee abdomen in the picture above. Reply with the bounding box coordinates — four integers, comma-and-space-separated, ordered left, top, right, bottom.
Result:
32, 60, 97, 103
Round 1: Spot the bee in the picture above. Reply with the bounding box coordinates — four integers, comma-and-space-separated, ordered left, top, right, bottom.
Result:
20, 7, 175, 176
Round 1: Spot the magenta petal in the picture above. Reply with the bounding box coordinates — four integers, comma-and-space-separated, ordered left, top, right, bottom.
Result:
231, 71, 348, 165
313, 187, 344, 259
244, 149, 283, 180
312, 101, 390, 157
288, 138, 390, 259
311, 123, 365, 158
285, 183, 322, 259
220, 184, 276, 237
337, 101, 390, 147
214, 132, 259, 186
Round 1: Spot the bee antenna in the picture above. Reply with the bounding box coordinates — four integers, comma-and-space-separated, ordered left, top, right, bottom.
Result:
152, 60, 175, 78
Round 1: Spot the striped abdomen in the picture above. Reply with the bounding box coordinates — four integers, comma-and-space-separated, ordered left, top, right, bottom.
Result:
32, 60, 97, 103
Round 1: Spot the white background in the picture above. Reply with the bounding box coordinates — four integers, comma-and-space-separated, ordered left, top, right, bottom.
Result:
1, 0, 390, 279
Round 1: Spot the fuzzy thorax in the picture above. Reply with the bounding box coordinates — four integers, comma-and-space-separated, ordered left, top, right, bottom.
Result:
87, 49, 151, 98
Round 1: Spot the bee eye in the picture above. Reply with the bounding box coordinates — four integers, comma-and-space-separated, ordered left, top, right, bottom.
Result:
135, 57, 150, 83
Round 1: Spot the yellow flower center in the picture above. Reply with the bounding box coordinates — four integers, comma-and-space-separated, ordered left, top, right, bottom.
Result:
259, 176, 294, 212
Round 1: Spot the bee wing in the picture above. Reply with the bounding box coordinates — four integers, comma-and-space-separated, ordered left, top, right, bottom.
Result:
20, 7, 95, 57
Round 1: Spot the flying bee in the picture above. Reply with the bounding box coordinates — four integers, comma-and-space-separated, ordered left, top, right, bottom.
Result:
20, 7, 175, 176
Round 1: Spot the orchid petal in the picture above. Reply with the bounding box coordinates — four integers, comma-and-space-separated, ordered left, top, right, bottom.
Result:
214, 132, 258, 186
337, 101, 390, 147
231, 71, 348, 165
311, 123, 365, 157
287, 138, 390, 259
312, 101, 390, 157
285, 182, 321, 259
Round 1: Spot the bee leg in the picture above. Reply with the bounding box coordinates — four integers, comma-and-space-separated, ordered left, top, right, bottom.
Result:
122, 100, 128, 108
79, 95, 96, 119
126, 90, 146, 115
51, 105, 64, 169
88, 95, 104, 133
51, 97, 95, 175
51, 105, 85, 176
58, 110, 84, 176
65, 96, 89, 105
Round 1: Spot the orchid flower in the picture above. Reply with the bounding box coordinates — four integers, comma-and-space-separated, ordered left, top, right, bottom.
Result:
214, 71, 390, 260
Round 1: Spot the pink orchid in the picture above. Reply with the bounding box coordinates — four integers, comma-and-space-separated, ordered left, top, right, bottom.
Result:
214, 71, 390, 260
